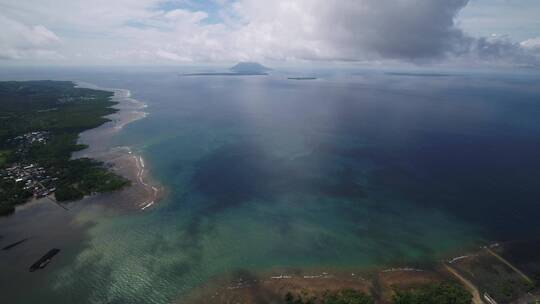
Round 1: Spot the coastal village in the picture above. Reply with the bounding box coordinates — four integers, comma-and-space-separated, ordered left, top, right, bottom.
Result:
0, 81, 132, 280
2, 113, 540, 303
1, 131, 58, 199
0, 163, 57, 198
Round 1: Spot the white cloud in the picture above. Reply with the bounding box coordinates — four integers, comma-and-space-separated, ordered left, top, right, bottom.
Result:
163, 9, 208, 23
155, 49, 193, 62
0, 15, 61, 60
521, 37, 540, 51
0, 0, 539, 66
457, 0, 540, 42
223, 0, 472, 61
1, 0, 159, 30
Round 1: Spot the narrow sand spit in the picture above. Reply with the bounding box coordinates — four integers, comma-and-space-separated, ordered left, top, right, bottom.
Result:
73, 82, 163, 211
132, 152, 160, 210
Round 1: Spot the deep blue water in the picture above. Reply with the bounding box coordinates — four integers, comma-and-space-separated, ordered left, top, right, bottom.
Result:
0, 67, 539, 303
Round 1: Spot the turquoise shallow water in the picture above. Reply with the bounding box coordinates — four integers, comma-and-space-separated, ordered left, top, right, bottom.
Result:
1, 68, 540, 303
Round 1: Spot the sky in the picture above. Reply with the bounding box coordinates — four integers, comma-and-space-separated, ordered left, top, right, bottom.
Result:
0, 0, 539, 67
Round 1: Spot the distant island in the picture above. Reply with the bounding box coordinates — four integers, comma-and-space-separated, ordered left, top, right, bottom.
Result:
230, 62, 271, 74
0, 81, 130, 215
288, 77, 317, 80
183, 62, 271, 76
384, 72, 458, 77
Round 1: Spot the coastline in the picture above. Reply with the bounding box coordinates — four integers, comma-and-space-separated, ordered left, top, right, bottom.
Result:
73, 82, 162, 211
183, 239, 540, 303
131, 149, 161, 210
0, 81, 163, 302
183, 264, 450, 304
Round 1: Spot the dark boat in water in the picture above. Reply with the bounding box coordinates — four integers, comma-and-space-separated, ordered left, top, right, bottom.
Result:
2, 238, 29, 251
29, 249, 60, 272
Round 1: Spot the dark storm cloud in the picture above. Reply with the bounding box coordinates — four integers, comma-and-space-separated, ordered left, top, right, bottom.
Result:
318, 0, 471, 60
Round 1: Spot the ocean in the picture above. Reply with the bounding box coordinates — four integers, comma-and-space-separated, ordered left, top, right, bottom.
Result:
1, 67, 539, 303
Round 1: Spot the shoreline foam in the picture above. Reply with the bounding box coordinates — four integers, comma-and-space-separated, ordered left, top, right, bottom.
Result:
73, 82, 162, 211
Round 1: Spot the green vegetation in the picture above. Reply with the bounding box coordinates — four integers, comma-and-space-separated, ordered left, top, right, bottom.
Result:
55, 158, 129, 201
0, 81, 114, 141
0, 81, 130, 215
283, 284, 470, 304
392, 282, 472, 304
322, 290, 374, 304
0, 150, 12, 167
0, 179, 33, 215
452, 251, 536, 303
284, 289, 374, 304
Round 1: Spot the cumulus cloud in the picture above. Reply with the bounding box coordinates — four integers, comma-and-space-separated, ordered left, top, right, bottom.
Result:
0, 15, 61, 60
521, 37, 540, 51
113, 0, 474, 62
227, 0, 471, 61
0, 0, 539, 66
219, 0, 540, 66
